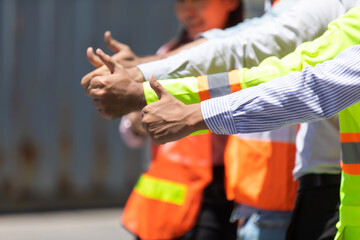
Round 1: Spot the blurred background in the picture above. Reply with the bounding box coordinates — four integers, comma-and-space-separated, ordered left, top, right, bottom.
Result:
0, 0, 263, 239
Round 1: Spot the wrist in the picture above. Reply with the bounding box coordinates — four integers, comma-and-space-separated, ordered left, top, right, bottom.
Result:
185, 103, 208, 133
130, 82, 147, 112
127, 67, 145, 83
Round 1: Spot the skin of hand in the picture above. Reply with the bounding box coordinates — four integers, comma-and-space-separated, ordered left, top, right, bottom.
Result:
127, 111, 147, 136
141, 76, 208, 145
81, 31, 207, 89
81, 31, 145, 91
81, 60, 145, 93
88, 31, 142, 68
87, 48, 146, 119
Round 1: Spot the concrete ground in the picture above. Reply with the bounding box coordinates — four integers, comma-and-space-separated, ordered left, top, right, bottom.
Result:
0, 208, 135, 240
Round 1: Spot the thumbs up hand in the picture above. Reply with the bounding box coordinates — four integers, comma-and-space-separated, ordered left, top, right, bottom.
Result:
88, 49, 146, 119
141, 76, 207, 145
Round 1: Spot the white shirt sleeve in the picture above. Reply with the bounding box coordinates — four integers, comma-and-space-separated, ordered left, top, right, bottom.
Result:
138, 0, 349, 81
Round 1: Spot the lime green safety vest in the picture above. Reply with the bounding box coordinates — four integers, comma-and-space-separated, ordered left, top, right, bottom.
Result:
336, 102, 360, 240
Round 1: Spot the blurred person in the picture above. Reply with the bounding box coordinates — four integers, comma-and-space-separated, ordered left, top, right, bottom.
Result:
115, 0, 243, 239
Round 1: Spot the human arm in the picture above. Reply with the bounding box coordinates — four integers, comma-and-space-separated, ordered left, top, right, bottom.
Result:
84, 6, 360, 121
84, 0, 294, 70
142, 45, 360, 144
138, 0, 348, 81
143, 6, 360, 105
89, 33, 207, 66
202, 45, 360, 134
141, 77, 207, 145
81, 32, 206, 90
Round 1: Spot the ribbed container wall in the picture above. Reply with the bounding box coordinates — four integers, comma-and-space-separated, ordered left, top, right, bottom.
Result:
0, 0, 179, 212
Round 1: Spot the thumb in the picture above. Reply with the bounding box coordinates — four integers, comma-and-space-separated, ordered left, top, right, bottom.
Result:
149, 75, 170, 100
104, 31, 122, 53
87, 47, 103, 68
96, 48, 123, 74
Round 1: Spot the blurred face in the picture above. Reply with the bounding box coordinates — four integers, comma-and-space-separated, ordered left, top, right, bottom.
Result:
175, 0, 237, 39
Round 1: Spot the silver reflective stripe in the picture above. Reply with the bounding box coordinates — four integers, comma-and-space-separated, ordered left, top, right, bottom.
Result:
208, 73, 232, 98
342, 142, 360, 164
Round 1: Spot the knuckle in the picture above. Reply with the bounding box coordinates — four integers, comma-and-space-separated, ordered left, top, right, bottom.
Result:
97, 89, 106, 97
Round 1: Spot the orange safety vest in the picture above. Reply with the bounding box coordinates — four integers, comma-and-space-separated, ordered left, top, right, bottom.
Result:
122, 134, 214, 240
224, 126, 298, 210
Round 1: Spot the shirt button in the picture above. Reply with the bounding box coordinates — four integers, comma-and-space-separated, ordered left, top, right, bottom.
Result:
219, 127, 226, 134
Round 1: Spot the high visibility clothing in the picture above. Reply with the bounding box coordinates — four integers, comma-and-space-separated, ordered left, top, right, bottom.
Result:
144, 73, 298, 212
335, 103, 360, 240
122, 133, 215, 240
225, 127, 298, 211
144, 7, 360, 106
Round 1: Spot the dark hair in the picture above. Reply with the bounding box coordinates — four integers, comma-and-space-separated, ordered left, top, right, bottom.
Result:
226, 0, 244, 28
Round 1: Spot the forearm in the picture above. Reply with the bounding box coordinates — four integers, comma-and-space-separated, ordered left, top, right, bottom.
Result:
135, 38, 207, 67
201, 45, 360, 135
138, 0, 345, 81
160, 38, 207, 59
143, 70, 241, 105
143, 6, 360, 106
240, 6, 360, 89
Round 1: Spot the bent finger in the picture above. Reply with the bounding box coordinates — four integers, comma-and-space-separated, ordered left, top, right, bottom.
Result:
89, 87, 106, 98
81, 65, 108, 89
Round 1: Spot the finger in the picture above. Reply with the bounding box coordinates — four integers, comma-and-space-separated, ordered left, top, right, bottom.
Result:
89, 87, 105, 98
96, 48, 123, 74
81, 72, 93, 89
87, 47, 103, 68
149, 75, 169, 100
104, 31, 123, 53
81, 65, 111, 91
89, 76, 104, 89
96, 48, 115, 73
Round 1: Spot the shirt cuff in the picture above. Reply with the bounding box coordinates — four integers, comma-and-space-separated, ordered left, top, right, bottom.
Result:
138, 59, 172, 82
201, 96, 237, 135
137, 62, 153, 82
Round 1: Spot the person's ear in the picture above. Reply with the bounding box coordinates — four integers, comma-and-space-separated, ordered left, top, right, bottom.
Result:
225, 0, 240, 11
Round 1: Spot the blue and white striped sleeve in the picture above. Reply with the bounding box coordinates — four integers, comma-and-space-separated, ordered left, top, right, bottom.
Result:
201, 45, 360, 134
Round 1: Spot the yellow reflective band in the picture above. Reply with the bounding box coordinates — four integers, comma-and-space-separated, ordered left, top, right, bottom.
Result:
134, 174, 187, 205
190, 129, 210, 135
339, 103, 360, 133
143, 77, 201, 105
